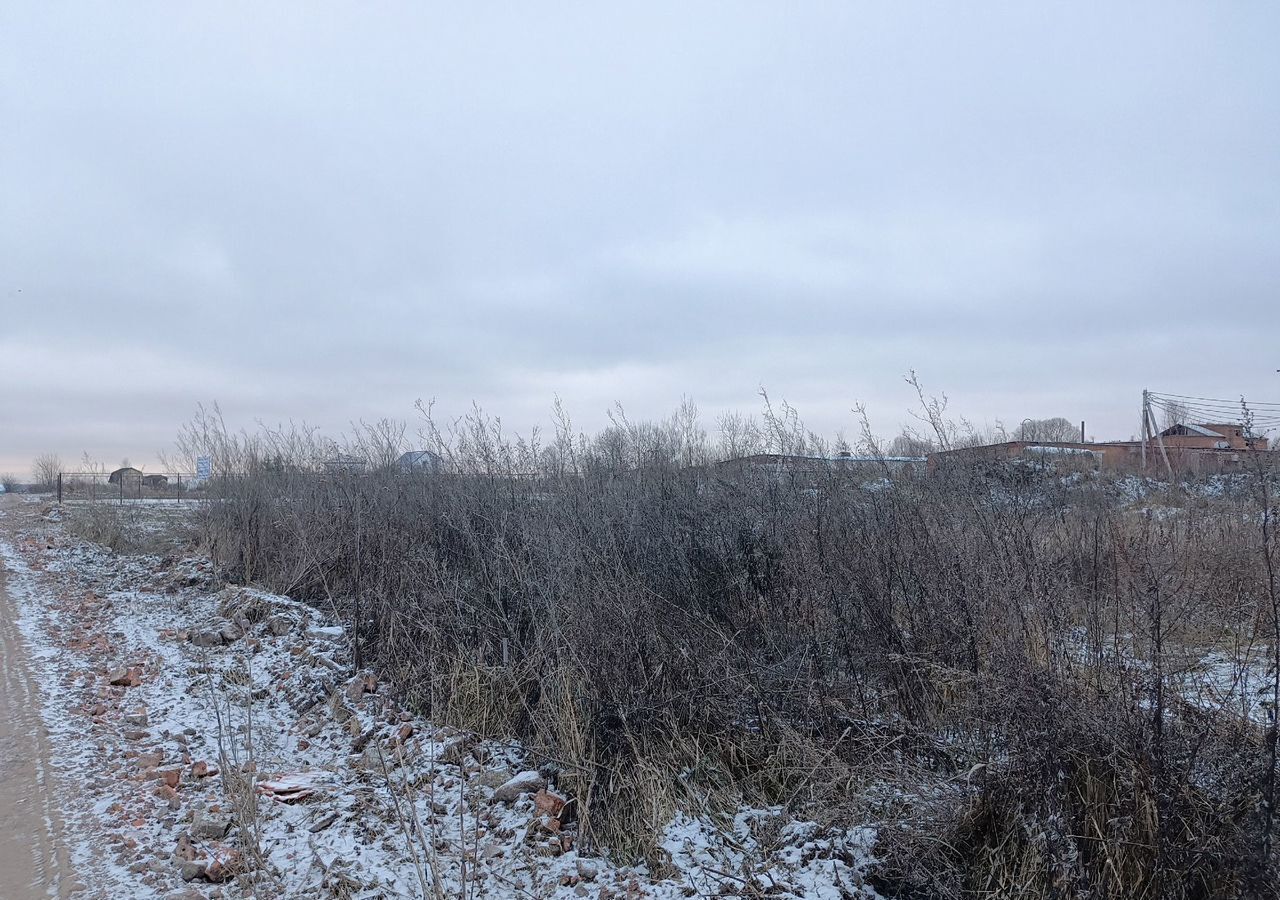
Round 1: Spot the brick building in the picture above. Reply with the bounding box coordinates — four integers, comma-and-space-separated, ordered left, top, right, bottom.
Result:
927, 423, 1274, 475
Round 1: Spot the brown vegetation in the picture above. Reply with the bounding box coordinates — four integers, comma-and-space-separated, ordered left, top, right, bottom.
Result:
179, 401, 1280, 898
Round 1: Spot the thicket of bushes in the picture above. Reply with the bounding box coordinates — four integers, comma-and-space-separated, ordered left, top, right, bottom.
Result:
179, 403, 1280, 898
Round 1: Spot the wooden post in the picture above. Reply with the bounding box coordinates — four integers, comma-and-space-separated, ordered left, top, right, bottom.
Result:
1141, 390, 1149, 470
1143, 396, 1173, 479
1154, 418, 1173, 479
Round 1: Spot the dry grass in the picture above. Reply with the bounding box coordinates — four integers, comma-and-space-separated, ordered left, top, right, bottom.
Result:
62, 502, 198, 556
177, 405, 1280, 895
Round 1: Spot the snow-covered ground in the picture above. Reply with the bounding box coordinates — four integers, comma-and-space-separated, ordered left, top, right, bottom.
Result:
0, 498, 882, 899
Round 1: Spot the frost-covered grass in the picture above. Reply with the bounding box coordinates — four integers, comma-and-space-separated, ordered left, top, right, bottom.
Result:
59, 499, 199, 555
163, 406, 1280, 897
1, 501, 884, 898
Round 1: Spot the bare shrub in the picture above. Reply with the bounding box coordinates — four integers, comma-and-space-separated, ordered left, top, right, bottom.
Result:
63, 503, 139, 552
31, 452, 61, 491
183, 399, 1280, 894
63, 502, 197, 556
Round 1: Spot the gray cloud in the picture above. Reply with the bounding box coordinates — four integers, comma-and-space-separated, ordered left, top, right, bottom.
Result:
2, 2, 1278, 472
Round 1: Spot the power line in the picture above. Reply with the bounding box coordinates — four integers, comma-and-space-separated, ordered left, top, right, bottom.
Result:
1149, 403, 1280, 420
1148, 390, 1280, 411
1147, 403, 1280, 426
1143, 391, 1280, 451
1148, 404, 1280, 422
1152, 410, 1280, 420
1152, 401, 1280, 419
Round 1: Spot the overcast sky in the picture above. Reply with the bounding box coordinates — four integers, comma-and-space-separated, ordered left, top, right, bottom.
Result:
2, 2, 1278, 473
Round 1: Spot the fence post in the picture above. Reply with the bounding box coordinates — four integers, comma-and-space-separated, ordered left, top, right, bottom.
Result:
57, 473, 62, 504
177, 473, 181, 505
120, 478, 124, 506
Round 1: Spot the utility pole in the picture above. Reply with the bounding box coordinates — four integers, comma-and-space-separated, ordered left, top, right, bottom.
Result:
1154, 411, 1173, 479
1142, 390, 1173, 479
1141, 390, 1149, 470
1140, 389, 1173, 478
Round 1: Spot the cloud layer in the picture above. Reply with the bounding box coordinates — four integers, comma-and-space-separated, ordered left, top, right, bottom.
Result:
2, 3, 1278, 472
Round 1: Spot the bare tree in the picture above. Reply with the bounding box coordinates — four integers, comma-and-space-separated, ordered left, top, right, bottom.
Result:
716, 411, 764, 460
886, 433, 936, 457
904, 370, 976, 450
669, 396, 708, 468
349, 417, 407, 471
1015, 416, 1078, 442
1162, 400, 1190, 430
31, 452, 62, 491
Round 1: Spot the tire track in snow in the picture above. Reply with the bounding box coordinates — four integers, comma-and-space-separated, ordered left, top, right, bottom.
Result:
0, 499, 79, 898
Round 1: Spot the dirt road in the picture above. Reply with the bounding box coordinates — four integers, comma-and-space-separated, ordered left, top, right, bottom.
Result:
0, 496, 77, 898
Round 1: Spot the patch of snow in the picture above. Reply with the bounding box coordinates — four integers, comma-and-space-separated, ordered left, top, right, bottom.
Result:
0, 504, 884, 898
662, 807, 880, 899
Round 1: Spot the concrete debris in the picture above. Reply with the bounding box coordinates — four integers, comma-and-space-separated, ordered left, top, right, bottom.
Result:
309, 811, 340, 833
307, 624, 343, 641
189, 811, 231, 840
108, 666, 142, 687
493, 770, 547, 803
257, 771, 331, 803
189, 629, 223, 648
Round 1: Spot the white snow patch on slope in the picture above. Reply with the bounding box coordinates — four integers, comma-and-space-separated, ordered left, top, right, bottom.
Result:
1, 509, 883, 898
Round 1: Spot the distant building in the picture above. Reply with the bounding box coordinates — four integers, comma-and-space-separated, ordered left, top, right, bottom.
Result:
927, 424, 1275, 476
321, 454, 368, 475
142, 474, 170, 489
1098, 423, 1274, 474
108, 467, 143, 486
397, 450, 442, 474
927, 442, 1105, 473
718, 452, 924, 481
1151, 423, 1268, 451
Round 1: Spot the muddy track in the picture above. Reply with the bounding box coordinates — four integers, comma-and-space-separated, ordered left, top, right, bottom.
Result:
0, 496, 77, 898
